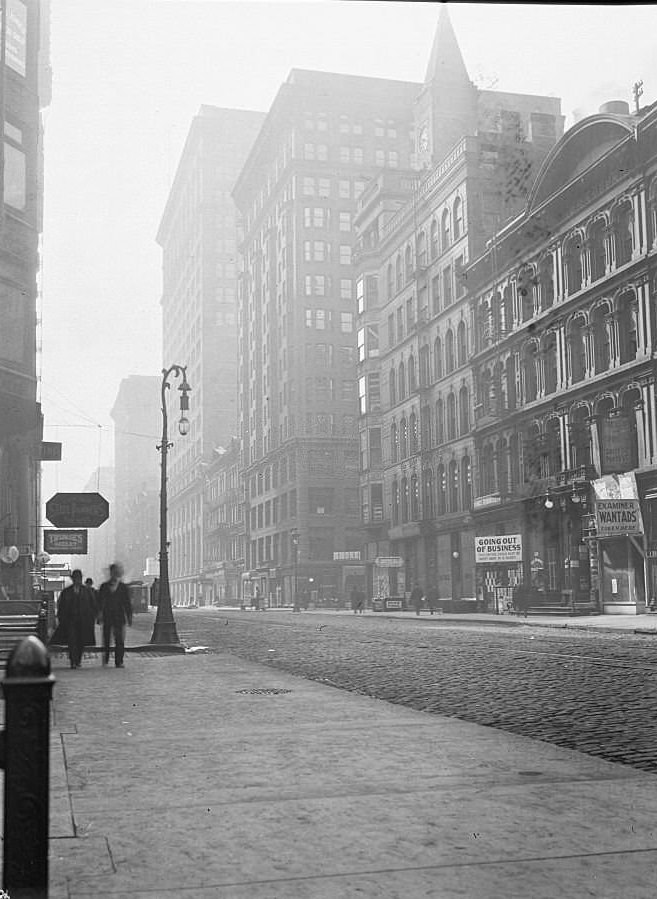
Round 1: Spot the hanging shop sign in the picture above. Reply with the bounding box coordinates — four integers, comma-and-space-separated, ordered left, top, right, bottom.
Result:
474, 535, 522, 563
594, 498, 644, 537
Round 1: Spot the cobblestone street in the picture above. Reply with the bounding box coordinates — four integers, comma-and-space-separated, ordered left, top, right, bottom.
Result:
153, 610, 657, 773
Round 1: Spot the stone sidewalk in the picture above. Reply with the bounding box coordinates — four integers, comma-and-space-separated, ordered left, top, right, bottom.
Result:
43, 622, 657, 898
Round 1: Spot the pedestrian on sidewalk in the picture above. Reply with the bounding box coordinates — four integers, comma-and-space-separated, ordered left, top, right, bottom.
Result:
426, 585, 438, 615
410, 583, 424, 616
98, 563, 133, 668
85, 577, 101, 620
56, 569, 97, 669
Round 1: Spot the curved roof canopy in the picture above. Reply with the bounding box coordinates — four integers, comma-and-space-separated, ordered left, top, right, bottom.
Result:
527, 115, 634, 213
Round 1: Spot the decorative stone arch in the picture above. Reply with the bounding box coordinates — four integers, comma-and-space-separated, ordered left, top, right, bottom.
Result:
521, 336, 541, 403
446, 392, 457, 441
566, 310, 588, 383
433, 334, 443, 380
453, 195, 464, 240
417, 229, 427, 267
538, 253, 555, 311
590, 298, 613, 374
456, 318, 467, 367
593, 392, 617, 418
441, 207, 451, 252
544, 414, 563, 475
405, 243, 413, 282
541, 329, 559, 395
430, 218, 439, 259
397, 359, 406, 400
613, 286, 640, 363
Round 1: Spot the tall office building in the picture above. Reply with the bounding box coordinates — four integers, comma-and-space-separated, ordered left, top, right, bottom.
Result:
157, 106, 264, 605
232, 69, 420, 604
110, 375, 160, 582
0, 0, 51, 601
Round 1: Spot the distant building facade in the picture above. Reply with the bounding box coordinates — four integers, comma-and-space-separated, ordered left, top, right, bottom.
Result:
110, 376, 160, 582
0, 0, 51, 601
354, 8, 564, 604
157, 106, 264, 606
232, 68, 420, 605
201, 438, 245, 605
468, 98, 657, 615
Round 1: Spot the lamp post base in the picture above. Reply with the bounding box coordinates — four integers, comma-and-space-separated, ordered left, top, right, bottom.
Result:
150, 620, 180, 645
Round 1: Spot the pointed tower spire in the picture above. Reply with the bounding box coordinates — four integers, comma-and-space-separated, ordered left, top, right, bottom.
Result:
424, 4, 470, 85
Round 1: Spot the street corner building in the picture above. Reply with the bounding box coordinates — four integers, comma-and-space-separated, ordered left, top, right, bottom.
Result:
0, 0, 51, 604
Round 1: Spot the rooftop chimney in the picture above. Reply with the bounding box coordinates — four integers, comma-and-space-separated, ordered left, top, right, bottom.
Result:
599, 100, 630, 116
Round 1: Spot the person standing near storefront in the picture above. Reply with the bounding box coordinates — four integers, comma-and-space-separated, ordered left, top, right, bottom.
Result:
57, 570, 97, 669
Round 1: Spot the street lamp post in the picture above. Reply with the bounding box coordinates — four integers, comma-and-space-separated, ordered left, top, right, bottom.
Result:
291, 528, 299, 612
151, 364, 191, 645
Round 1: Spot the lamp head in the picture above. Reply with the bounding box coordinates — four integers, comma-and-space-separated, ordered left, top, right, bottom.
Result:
178, 416, 190, 436
544, 498, 554, 510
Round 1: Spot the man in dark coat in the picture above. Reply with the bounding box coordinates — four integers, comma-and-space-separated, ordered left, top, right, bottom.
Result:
98, 563, 133, 668
410, 583, 424, 616
57, 569, 97, 669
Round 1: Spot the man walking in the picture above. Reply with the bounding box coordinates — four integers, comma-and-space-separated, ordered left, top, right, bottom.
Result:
98, 563, 133, 668
57, 570, 97, 669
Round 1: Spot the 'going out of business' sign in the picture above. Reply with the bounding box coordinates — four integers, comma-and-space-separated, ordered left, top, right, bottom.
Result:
475, 535, 522, 563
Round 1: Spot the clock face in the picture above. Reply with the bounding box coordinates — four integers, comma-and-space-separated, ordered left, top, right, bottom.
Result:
418, 124, 429, 152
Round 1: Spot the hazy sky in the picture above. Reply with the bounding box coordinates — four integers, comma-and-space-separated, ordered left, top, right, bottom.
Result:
40, 0, 657, 500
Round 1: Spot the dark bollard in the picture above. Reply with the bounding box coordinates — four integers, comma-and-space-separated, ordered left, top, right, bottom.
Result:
0, 636, 55, 899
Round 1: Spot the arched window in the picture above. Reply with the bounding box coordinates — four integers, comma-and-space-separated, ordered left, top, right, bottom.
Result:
523, 423, 542, 481
497, 440, 509, 495
417, 230, 427, 267
568, 316, 586, 384
390, 421, 398, 463
539, 255, 554, 310
396, 253, 403, 292
399, 417, 408, 458
480, 443, 495, 495
430, 219, 439, 259
480, 367, 492, 416
617, 292, 638, 364
505, 355, 517, 411
453, 197, 463, 240
435, 398, 444, 444
405, 244, 413, 282
446, 393, 457, 440
436, 464, 446, 515
493, 361, 504, 411
524, 344, 538, 403
441, 208, 451, 251
518, 267, 534, 322
546, 417, 562, 476
621, 388, 641, 469
510, 432, 521, 486
391, 479, 399, 525
410, 474, 420, 520
421, 404, 432, 449
398, 361, 406, 400
419, 345, 431, 387
459, 384, 469, 434
569, 406, 591, 469
592, 305, 610, 374
589, 219, 607, 282
410, 411, 419, 454
564, 234, 583, 294
387, 264, 394, 299
445, 329, 455, 373
543, 332, 558, 395
491, 292, 501, 341
408, 354, 417, 392
449, 460, 459, 512
434, 336, 443, 380
389, 368, 396, 406
423, 469, 435, 519
462, 455, 472, 508
613, 200, 634, 267
457, 320, 467, 367
401, 477, 409, 522
502, 285, 513, 333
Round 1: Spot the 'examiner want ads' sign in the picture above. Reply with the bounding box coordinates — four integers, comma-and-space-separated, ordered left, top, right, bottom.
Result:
475, 535, 522, 563
594, 499, 644, 537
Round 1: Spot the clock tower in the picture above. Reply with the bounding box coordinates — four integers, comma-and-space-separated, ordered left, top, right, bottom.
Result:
414, 5, 477, 168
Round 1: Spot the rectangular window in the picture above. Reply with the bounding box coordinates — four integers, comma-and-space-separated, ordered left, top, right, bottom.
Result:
5, 0, 27, 77
304, 143, 315, 160
388, 151, 399, 168
314, 275, 326, 295
368, 374, 381, 412
406, 297, 415, 331
4, 142, 26, 210
339, 146, 350, 163
358, 376, 367, 415
339, 245, 352, 265
317, 144, 328, 161
367, 324, 380, 357
396, 307, 404, 341
356, 277, 365, 313
432, 274, 441, 314
303, 177, 315, 196
339, 211, 351, 232
339, 179, 350, 199
354, 180, 366, 199
341, 380, 357, 400
357, 327, 366, 362
353, 147, 363, 165
316, 310, 326, 330
369, 428, 382, 466
318, 178, 330, 197
340, 312, 353, 333
313, 207, 325, 227
375, 149, 385, 166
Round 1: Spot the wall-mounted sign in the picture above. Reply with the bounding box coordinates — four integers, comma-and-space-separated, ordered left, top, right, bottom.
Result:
39, 441, 62, 461
475, 535, 523, 563
44, 530, 88, 555
600, 417, 635, 474
46, 493, 109, 528
595, 499, 643, 537
333, 551, 361, 561
374, 556, 404, 568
